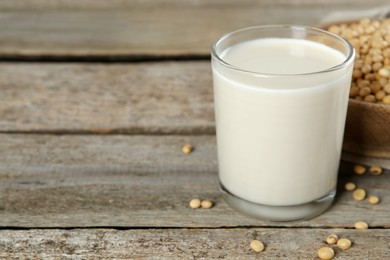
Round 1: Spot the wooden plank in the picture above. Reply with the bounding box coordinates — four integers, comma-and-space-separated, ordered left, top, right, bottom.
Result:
0, 228, 389, 259
0, 1, 387, 58
0, 62, 214, 134
342, 152, 390, 170
1, 0, 388, 10
0, 134, 389, 228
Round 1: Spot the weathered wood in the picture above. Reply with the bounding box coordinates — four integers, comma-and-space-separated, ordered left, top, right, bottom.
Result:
1, 0, 388, 10
342, 152, 390, 170
2, 62, 390, 168
0, 0, 387, 59
0, 62, 214, 134
0, 228, 389, 259
0, 134, 388, 228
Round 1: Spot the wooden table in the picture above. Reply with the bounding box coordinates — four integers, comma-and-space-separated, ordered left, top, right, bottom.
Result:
0, 1, 389, 258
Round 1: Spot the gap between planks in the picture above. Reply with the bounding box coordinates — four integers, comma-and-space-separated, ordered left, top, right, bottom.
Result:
0, 54, 211, 63
0, 129, 216, 136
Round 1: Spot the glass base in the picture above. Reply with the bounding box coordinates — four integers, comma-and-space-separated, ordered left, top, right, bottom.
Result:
220, 184, 335, 222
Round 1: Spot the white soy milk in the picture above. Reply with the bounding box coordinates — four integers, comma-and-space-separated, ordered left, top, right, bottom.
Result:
212, 38, 353, 206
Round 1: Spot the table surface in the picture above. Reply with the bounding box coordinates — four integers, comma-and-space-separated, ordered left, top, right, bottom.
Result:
0, 1, 389, 259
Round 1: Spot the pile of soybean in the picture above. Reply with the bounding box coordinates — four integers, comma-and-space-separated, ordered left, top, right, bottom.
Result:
327, 18, 390, 104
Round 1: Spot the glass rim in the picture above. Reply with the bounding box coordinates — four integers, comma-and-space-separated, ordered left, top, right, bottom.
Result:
211, 24, 355, 78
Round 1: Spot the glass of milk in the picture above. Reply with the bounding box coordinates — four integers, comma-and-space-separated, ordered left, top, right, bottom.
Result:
211, 25, 354, 221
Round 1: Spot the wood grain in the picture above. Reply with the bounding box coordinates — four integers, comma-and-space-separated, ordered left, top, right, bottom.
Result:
1, 0, 388, 10
0, 0, 388, 59
1, 1, 389, 257
0, 228, 389, 259
342, 152, 390, 170
0, 62, 214, 134
0, 134, 389, 228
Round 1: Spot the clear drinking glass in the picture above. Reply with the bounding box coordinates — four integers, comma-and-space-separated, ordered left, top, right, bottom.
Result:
211, 25, 354, 221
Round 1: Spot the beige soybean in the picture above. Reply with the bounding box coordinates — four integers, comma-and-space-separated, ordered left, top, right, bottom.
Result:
189, 199, 201, 209
364, 94, 376, 102
373, 55, 384, 62
385, 84, 390, 93
354, 221, 369, 229
250, 240, 265, 252
317, 247, 334, 260
353, 188, 367, 201
373, 62, 383, 71
350, 86, 359, 97
353, 69, 363, 79
361, 64, 372, 73
368, 195, 380, 204
182, 144, 194, 154
379, 78, 388, 87
354, 164, 366, 175
370, 165, 383, 175
357, 79, 370, 88
345, 182, 356, 191
384, 95, 390, 104
379, 68, 390, 78
201, 200, 213, 209
370, 82, 382, 93
364, 73, 376, 81
359, 87, 371, 97
376, 90, 386, 100
384, 48, 390, 57
326, 234, 339, 244
337, 238, 352, 250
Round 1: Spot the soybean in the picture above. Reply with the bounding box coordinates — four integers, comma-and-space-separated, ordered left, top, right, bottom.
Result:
201, 200, 213, 209
326, 234, 339, 245
354, 221, 369, 229
370, 165, 383, 175
250, 240, 265, 252
182, 144, 194, 154
345, 182, 356, 191
354, 165, 366, 175
384, 95, 390, 104
337, 238, 352, 250
353, 188, 367, 201
368, 195, 380, 204
189, 199, 201, 209
317, 247, 334, 260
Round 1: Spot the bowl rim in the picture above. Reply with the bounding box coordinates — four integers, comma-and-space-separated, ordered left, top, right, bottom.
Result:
349, 98, 390, 108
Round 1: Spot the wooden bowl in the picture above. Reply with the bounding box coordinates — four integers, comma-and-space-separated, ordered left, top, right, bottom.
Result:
343, 99, 390, 159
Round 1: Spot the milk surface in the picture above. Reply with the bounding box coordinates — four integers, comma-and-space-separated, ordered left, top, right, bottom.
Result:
213, 38, 353, 206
